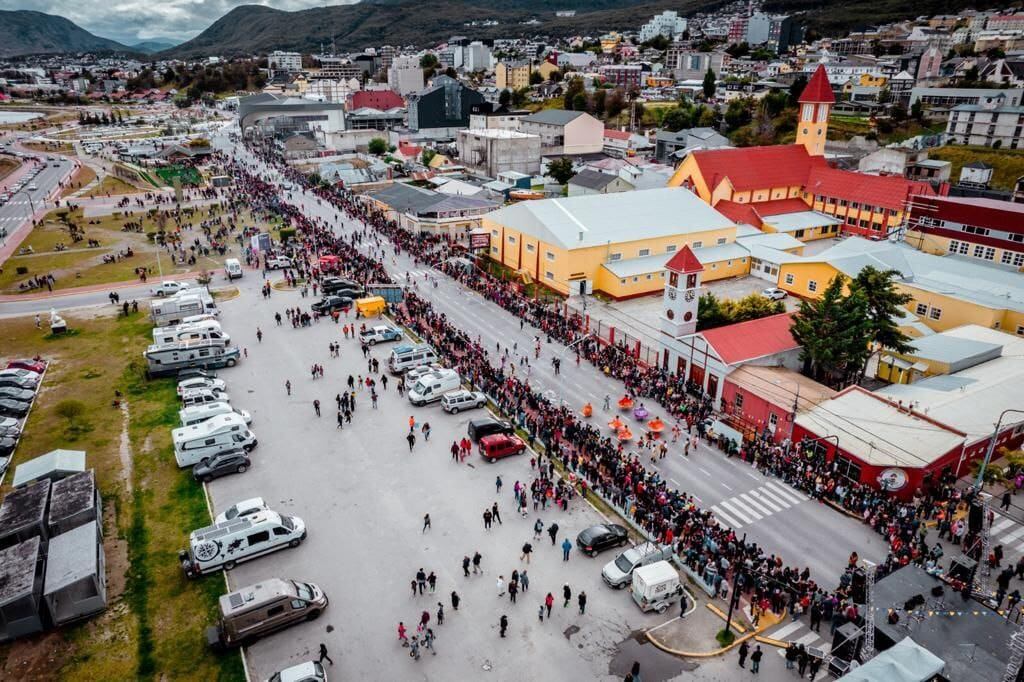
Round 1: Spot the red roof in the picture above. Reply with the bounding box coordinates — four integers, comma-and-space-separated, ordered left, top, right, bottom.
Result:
714, 200, 762, 226
806, 166, 936, 211
603, 129, 631, 140
911, 195, 1024, 234
398, 142, 422, 157
691, 145, 829, 194
351, 90, 404, 110
753, 197, 813, 216
700, 313, 799, 366
664, 245, 703, 274
799, 65, 835, 104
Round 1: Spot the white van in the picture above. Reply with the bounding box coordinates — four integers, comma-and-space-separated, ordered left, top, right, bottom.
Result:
409, 369, 462, 406
179, 510, 306, 577
172, 413, 257, 467
180, 387, 231, 408
224, 258, 243, 280
154, 320, 230, 346
180, 402, 252, 427
388, 344, 439, 374
631, 561, 685, 613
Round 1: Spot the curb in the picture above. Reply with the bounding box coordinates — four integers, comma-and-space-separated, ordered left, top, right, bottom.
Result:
705, 602, 746, 634
645, 607, 788, 659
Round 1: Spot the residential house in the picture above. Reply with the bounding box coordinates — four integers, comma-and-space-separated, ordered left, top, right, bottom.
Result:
905, 194, 1024, 272
567, 169, 634, 196
517, 110, 604, 155
456, 128, 542, 176
654, 127, 731, 164
407, 75, 485, 131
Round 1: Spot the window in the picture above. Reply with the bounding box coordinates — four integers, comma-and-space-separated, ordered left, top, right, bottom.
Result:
267, 605, 285, 617
491, 229, 499, 237
508, 235, 516, 243
526, 243, 535, 252
273, 526, 290, 536
717, 237, 727, 245
834, 456, 862, 483
795, 229, 806, 239
1001, 251, 1024, 267
546, 251, 555, 261
808, 280, 818, 293
964, 225, 990, 236
609, 253, 622, 261
1010, 233, 1024, 243
915, 303, 928, 316
982, 247, 996, 261
768, 412, 778, 427
545, 271, 554, 280
247, 531, 270, 545
620, 279, 626, 285
491, 246, 499, 254
929, 307, 942, 320
784, 273, 795, 285
727, 260, 733, 266
1017, 325, 1024, 336
711, 263, 717, 269
850, 202, 860, 209
692, 241, 703, 249
734, 393, 744, 409
632, 276, 639, 282
646, 274, 652, 280
666, 245, 677, 252
638, 248, 650, 257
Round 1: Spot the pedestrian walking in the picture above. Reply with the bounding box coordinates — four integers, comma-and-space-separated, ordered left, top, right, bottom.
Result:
407, 432, 416, 451
256, 327, 263, 343
1002, 491, 1013, 511
318, 643, 333, 665
473, 551, 482, 574
462, 555, 471, 577
492, 502, 502, 525
750, 646, 762, 674
578, 591, 587, 615
285, 380, 291, 395
423, 628, 436, 656
509, 581, 518, 603
497, 575, 505, 597
545, 592, 554, 617
538, 603, 545, 622
416, 568, 426, 595
738, 641, 749, 668
410, 580, 418, 598
499, 614, 508, 638
562, 537, 572, 561
520, 569, 529, 592
397, 622, 408, 645
548, 523, 559, 545
451, 591, 460, 610
521, 542, 533, 563
428, 572, 436, 594
533, 518, 544, 540
422, 513, 431, 533
496, 475, 503, 494
313, 399, 321, 417
679, 589, 688, 618
563, 584, 572, 608
483, 509, 493, 529
408, 636, 420, 660
418, 610, 430, 632
436, 602, 444, 626
421, 422, 431, 441
808, 655, 822, 681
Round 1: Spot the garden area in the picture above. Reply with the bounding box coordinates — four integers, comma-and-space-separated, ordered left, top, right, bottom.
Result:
81, 175, 147, 198
155, 165, 202, 187
0, 312, 243, 682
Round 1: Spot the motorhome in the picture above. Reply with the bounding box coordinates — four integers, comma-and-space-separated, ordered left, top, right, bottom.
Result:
387, 344, 439, 374
179, 511, 305, 577
144, 341, 240, 377
151, 294, 218, 327
153, 320, 230, 346
172, 412, 255, 467
180, 402, 252, 427
206, 578, 327, 650
408, 369, 462, 406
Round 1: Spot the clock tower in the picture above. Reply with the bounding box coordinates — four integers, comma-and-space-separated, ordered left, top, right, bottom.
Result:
660, 245, 703, 339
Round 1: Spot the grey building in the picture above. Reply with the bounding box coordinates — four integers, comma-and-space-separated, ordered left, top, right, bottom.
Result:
407, 75, 485, 131
654, 128, 731, 164
567, 169, 634, 197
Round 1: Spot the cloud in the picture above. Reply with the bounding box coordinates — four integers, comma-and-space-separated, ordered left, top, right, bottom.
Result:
0, 0, 358, 44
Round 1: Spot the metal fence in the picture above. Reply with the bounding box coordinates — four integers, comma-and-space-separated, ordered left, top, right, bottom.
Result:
563, 301, 662, 369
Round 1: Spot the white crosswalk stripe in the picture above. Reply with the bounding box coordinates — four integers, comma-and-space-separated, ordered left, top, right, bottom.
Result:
767, 619, 832, 658
709, 482, 810, 529
978, 511, 1024, 573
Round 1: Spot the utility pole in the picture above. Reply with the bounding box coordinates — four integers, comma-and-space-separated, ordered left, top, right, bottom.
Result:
723, 532, 747, 639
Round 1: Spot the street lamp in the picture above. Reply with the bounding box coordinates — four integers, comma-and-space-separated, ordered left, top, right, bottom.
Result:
974, 408, 1024, 491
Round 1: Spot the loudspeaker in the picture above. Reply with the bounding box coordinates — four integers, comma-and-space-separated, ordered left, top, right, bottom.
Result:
903, 594, 925, 611
931, 586, 945, 598
851, 568, 867, 604
968, 500, 984, 534
832, 622, 863, 661
949, 556, 977, 582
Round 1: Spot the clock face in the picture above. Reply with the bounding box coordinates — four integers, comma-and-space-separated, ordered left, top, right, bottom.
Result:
684, 311, 693, 321
684, 290, 695, 302
666, 309, 675, 320
668, 289, 677, 301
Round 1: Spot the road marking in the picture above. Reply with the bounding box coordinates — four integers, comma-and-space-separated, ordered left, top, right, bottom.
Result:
746, 471, 760, 480
698, 467, 712, 477
719, 499, 759, 523
748, 489, 784, 513
756, 486, 792, 509
763, 480, 807, 504
795, 633, 821, 646
998, 527, 1024, 543
711, 507, 742, 529
991, 517, 1016, 535
737, 492, 773, 517
771, 621, 803, 640
720, 482, 732, 490
669, 478, 680, 486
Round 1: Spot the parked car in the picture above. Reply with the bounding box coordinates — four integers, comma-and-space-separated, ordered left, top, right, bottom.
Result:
311, 295, 352, 315
0, 416, 21, 436
0, 386, 35, 403
0, 398, 31, 417
404, 363, 444, 384
193, 449, 251, 483
177, 367, 217, 382
177, 377, 227, 397
358, 325, 402, 345
0, 375, 38, 391
602, 542, 675, 588
0, 367, 41, 381
151, 281, 191, 297
761, 287, 788, 301
576, 524, 629, 557
478, 433, 526, 463
267, 660, 327, 682
441, 389, 487, 414
0, 435, 17, 457
265, 256, 292, 270
6, 359, 46, 373
322, 277, 360, 294
468, 417, 513, 442
215, 497, 268, 525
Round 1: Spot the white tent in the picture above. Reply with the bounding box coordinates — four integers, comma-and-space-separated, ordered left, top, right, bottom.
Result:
839, 637, 945, 682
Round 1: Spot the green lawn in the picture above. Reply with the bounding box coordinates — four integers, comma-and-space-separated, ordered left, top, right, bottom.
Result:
929, 145, 1024, 190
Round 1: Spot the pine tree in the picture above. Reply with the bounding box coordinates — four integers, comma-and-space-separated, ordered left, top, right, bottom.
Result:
849, 265, 915, 382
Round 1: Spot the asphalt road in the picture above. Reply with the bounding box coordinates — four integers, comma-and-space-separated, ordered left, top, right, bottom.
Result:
0, 152, 75, 244
223, 134, 886, 588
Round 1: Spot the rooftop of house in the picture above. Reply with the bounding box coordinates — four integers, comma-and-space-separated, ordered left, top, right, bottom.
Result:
520, 109, 589, 126
727, 365, 837, 410
699, 312, 800, 366
568, 169, 623, 191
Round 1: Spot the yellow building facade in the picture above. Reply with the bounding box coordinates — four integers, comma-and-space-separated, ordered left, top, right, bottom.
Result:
496, 62, 531, 91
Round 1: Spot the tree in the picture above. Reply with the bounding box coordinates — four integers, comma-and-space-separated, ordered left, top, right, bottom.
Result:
421, 148, 437, 166
849, 265, 915, 379
499, 88, 512, 108
723, 98, 753, 131
591, 88, 606, 116
661, 106, 691, 132
529, 70, 543, 85
563, 77, 584, 110
419, 53, 439, 69
368, 137, 388, 155
697, 292, 729, 330
788, 75, 808, 106
546, 157, 575, 185
790, 275, 873, 387
605, 89, 625, 118
572, 92, 588, 111
702, 67, 716, 100
910, 100, 924, 122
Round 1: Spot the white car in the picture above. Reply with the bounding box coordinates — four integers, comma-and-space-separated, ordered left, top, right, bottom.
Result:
265, 256, 292, 270
214, 496, 268, 525
176, 377, 227, 397
151, 281, 192, 297
405, 364, 443, 384
266, 661, 327, 682
358, 325, 402, 345
761, 287, 788, 301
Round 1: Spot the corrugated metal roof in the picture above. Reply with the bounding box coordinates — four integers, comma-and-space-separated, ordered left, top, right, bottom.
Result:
699, 313, 799, 365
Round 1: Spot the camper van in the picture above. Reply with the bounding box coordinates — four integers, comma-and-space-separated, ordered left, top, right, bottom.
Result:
144, 341, 240, 377
151, 294, 218, 327
224, 258, 243, 280
172, 413, 256, 467
408, 369, 462, 406
179, 510, 306, 577
153, 320, 230, 346
387, 344, 439, 374
206, 578, 327, 650
180, 402, 252, 427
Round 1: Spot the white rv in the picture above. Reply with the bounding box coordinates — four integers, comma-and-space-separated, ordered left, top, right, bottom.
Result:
179, 510, 306, 577
153, 320, 230, 346
179, 402, 252, 427
171, 413, 257, 467
144, 341, 240, 377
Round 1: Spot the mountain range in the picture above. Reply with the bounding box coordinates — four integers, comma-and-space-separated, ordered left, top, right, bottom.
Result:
131, 40, 180, 54
0, 9, 133, 58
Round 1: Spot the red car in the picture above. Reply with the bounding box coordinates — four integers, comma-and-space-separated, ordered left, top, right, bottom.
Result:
479, 434, 526, 463
6, 359, 45, 374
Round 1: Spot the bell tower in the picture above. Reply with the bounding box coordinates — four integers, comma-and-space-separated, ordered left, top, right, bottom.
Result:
796, 64, 835, 157
661, 245, 703, 339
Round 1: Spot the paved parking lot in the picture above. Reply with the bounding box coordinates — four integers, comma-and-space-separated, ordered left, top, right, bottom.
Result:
205, 283, 689, 681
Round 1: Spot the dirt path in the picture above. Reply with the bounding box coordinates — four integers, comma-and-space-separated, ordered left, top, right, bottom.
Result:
118, 401, 133, 495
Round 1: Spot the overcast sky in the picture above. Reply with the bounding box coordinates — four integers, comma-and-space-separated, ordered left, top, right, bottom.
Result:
0, 0, 356, 44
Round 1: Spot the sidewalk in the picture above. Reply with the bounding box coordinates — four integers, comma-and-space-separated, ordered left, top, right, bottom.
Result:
0, 270, 212, 303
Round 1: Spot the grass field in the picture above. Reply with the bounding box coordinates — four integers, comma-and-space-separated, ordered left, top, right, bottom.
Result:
0, 312, 244, 681
22, 141, 77, 156
155, 166, 202, 187
82, 175, 147, 198
929, 145, 1024, 190
60, 165, 98, 198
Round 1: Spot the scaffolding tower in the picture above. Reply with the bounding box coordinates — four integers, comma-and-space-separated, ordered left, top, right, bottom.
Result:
1002, 626, 1024, 682
861, 559, 877, 661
